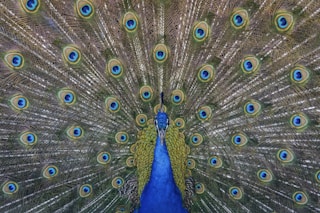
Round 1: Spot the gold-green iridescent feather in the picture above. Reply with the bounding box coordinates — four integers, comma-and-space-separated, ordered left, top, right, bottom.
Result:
133, 125, 157, 196
165, 125, 188, 197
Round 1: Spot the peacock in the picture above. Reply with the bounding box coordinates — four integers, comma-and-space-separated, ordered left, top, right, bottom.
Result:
0, 0, 320, 212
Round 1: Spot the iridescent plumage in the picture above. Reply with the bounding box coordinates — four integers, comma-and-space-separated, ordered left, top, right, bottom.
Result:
1, 0, 320, 212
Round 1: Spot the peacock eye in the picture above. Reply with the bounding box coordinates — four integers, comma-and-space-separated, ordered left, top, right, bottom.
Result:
63, 45, 81, 65
197, 64, 215, 83
195, 183, 205, 194
230, 9, 249, 29
231, 132, 248, 147
153, 44, 169, 63
290, 113, 308, 130
174, 118, 185, 129
107, 58, 124, 78
112, 177, 125, 188
196, 106, 212, 121
105, 97, 120, 113
229, 187, 243, 200
136, 114, 148, 127
171, 90, 185, 105
43, 165, 59, 179
97, 152, 111, 165
192, 21, 209, 42
190, 133, 203, 146
274, 11, 294, 33
208, 156, 222, 168
123, 12, 139, 32
126, 156, 135, 167
19, 131, 38, 147
244, 99, 261, 116
290, 65, 310, 85
76, 0, 94, 19
257, 169, 273, 182
9, 94, 29, 111
186, 159, 196, 169
292, 191, 308, 205
79, 184, 92, 197
21, 0, 40, 13
139, 86, 154, 102
67, 126, 84, 140
2, 181, 19, 195
58, 89, 76, 106
277, 149, 294, 163
115, 132, 129, 144
241, 56, 260, 74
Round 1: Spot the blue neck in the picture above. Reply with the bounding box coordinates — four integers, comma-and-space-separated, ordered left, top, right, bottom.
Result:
135, 136, 188, 213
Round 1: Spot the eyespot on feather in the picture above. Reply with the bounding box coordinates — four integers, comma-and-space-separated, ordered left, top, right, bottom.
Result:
230, 8, 249, 29
76, 0, 94, 19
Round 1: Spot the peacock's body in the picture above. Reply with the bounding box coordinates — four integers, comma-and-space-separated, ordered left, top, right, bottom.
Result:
0, 0, 320, 212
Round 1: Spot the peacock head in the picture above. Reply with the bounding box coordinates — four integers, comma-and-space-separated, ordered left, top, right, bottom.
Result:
155, 111, 169, 131
155, 92, 169, 144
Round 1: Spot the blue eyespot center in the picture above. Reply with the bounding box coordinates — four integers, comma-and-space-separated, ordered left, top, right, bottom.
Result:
120, 135, 126, 141
17, 98, 27, 108
234, 136, 241, 144
233, 14, 243, 26
195, 28, 205, 39
110, 101, 118, 110
259, 171, 267, 179
143, 91, 150, 99
126, 19, 136, 30
83, 186, 90, 193
156, 51, 165, 60
64, 93, 74, 103
293, 70, 302, 81
200, 70, 210, 79
116, 179, 122, 185
73, 128, 82, 137
192, 136, 198, 143
244, 60, 253, 71
293, 116, 301, 126
278, 16, 288, 28
68, 51, 79, 62
48, 167, 56, 176
199, 110, 207, 118
12, 55, 22, 67
174, 95, 181, 102
140, 118, 145, 123
112, 65, 121, 75
211, 158, 217, 165
102, 154, 109, 161
8, 183, 16, 192
246, 103, 255, 113
27, 134, 35, 143
295, 193, 303, 201
280, 151, 288, 160
81, 5, 92, 16
232, 189, 238, 195
26, 0, 38, 11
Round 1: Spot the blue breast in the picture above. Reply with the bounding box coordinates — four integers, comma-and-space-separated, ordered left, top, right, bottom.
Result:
134, 136, 188, 213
